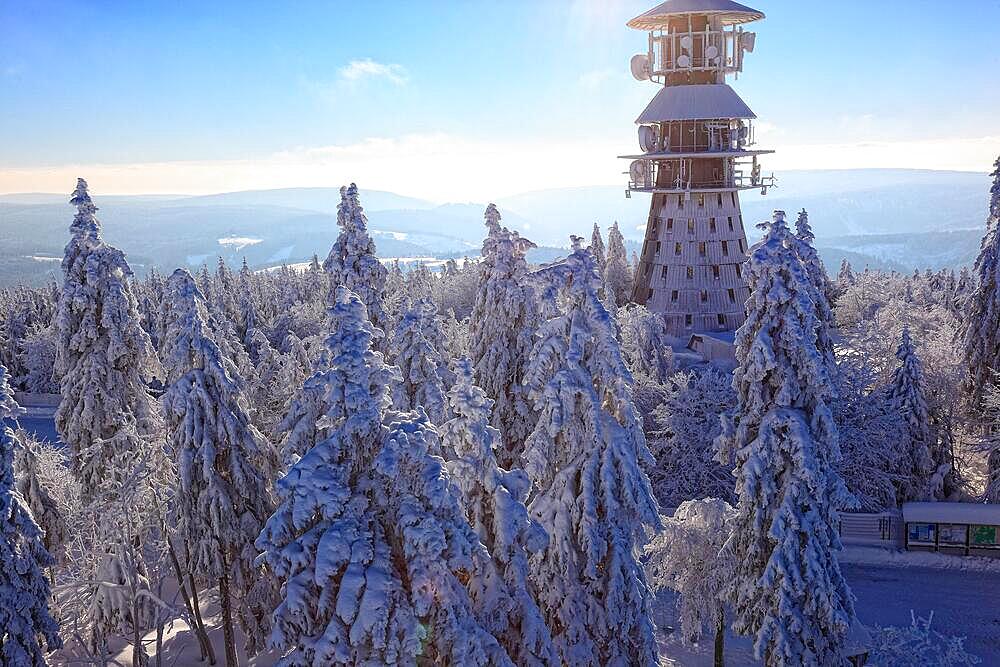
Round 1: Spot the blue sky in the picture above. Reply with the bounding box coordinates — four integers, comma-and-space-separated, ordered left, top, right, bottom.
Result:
2, 0, 999, 200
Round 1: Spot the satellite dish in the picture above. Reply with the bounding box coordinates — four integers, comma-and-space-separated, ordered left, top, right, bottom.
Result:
638, 125, 658, 153
629, 160, 650, 186
677, 54, 691, 68
742, 32, 756, 53
630, 54, 651, 81
705, 45, 719, 60
680, 35, 693, 51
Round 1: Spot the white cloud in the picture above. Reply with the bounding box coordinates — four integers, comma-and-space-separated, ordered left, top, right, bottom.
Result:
0, 133, 625, 202
337, 58, 408, 86
2, 133, 996, 203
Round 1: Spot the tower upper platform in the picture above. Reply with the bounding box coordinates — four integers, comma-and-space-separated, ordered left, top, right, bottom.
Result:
627, 0, 764, 30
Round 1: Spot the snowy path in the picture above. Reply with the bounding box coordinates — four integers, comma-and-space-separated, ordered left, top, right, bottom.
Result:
842, 562, 1000, 662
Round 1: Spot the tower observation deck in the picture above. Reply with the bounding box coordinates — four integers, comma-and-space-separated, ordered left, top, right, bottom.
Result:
624, 0, 773, 336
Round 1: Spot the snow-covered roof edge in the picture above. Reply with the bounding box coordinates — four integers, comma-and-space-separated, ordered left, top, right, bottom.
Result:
902, 501, 1000, 525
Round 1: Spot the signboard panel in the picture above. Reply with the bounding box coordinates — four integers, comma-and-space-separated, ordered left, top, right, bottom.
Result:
972, 525, 998, 546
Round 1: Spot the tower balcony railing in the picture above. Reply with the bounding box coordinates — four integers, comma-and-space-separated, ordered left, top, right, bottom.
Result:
627, 158, 775, 194
645, 26, 754, 80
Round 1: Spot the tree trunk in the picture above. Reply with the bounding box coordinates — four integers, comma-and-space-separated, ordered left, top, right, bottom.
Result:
714, 610, 726, 667
219, 569, 239, 667
166, 537, 214, 664
188, 574, 216, 665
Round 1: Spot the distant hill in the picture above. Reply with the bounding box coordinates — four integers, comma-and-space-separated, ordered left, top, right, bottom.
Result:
0, 169, 991, 286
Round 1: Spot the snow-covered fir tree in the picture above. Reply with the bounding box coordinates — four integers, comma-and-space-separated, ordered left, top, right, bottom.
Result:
0, 366, 62, 664
644, 498, 736, 667
718, 211, 855, 666
323, 183, 389, 333
522, 237, 660, 666
55, 178, 159, 500
257, 287, 511, 666
468, 204, 538, 469
13, 437, 68, 558
793, 209, 837, 369
589, 222, 606, 272
604, 221, 634, 308
440, 359, 557, 666
960, 156, 1000, 499
618, 304, 674, 383
889, 329, 934, 502
161, 269, 276, 663
390, 299, 448, 424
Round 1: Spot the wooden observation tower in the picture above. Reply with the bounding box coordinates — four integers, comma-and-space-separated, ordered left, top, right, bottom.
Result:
624, 0, 774, 336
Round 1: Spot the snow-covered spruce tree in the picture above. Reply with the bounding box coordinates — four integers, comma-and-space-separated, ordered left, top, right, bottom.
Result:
0, 366, 62, 664
590, 222, 606, 273
13, 437, 68, 558
618, 304, 674, 383
604, 221, 634, 308
257, 287, 511, 666
647, 367, 736, 507
793, 209, 837, 369
390, 299, 448, 424
440, 359, 557, 666
522, 237, 660, 666
889, 329, 934, 502
469, 204, 538, 469
718, 211, 855, 666
960, 156, 1000, 496
644, 498, 736, 667
161, 269, 277, 664
323, 183, 389, 333
55, 179, 159, 500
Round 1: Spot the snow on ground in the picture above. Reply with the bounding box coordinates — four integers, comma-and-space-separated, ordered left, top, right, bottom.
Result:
217, 236, 262, 252
654, 555, 1000, 665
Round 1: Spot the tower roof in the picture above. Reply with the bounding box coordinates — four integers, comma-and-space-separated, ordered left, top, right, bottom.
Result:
627, 0, 764, 30
636, 83, 755, 123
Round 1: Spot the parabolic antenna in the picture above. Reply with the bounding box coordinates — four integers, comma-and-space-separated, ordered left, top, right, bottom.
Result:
630, 160, 650, 186
742, 32, 756, 52
706, 45, 719, 60
630, 54, 651, 81
638, 125, 658, 153
680, 35, 693, 51
677, 54, 691, 68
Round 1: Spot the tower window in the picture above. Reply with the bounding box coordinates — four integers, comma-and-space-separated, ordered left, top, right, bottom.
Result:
644, 263, 651, 275
717, 313, 726, 326
709, 217, 717, 233
735, 264, 743, 279
655, 241, 661, 253
666, 218, 674, 231
697, 194, 705, 207
717, 193, 723, 206
698, 242, 706, 256
687, 218, 695, 234
728, 288, 736, 302
671, 290, 679, 302
650, 219, 659, 236
712, 265, 721, 280
738, 215, 743, 227
731, 193, 737, 206
700, 290, 708, 303
739, 239, 745, 253
686, 266, 694, 280
685, 313, 693, 327
661, 265, 668, 278
727, 217, 734, 231
678, 195, 684, 209
674, 242, 682, 255
722, 240, 729, 256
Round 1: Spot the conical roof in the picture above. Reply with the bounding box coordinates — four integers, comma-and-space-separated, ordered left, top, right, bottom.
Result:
627, 0, 764, 30
636, 83, 755, 123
